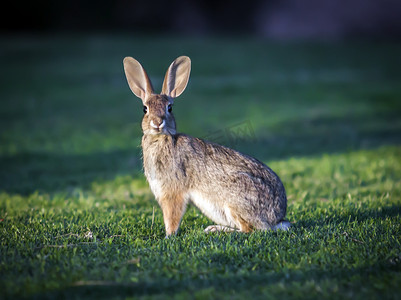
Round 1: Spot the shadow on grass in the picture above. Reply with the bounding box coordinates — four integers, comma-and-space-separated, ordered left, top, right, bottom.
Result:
296, 204, 401, 231
1, 108, 401, 196
0, 149, 143, 195
42, 258, 400, 300
233, 109, 401, 162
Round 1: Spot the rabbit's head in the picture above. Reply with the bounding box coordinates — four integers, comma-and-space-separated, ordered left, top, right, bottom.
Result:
123, 56, 191, 136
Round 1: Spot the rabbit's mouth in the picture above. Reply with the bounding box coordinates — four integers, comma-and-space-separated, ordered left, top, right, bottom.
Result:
145, 123, 176, 136
149, 120, 166, 134
150, 128, 165, 135
151, 128, 176, 135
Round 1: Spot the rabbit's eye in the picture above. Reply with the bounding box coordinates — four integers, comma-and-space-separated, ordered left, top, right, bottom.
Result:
167, 104, 172, 113
143, 106, 148, 114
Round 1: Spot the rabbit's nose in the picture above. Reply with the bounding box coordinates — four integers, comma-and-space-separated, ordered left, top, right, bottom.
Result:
150, 119, 166, 129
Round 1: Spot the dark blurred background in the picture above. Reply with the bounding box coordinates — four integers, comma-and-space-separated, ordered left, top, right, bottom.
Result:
2, 0, 401, 39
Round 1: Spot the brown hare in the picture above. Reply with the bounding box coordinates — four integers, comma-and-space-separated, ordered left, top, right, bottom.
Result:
123, 56, 290, 237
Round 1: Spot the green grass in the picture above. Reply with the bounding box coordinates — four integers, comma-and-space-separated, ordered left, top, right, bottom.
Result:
0, 35, 401, 299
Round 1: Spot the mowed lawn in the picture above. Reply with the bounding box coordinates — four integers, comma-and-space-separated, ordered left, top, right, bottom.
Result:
0, 35, 400, 299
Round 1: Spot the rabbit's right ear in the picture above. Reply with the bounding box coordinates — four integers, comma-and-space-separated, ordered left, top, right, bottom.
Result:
123, 57, 154, 101
162, 56, 191, 98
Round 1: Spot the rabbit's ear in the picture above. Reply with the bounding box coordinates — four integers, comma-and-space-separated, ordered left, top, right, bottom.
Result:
123, 57, 154, 101
162, 56, 191, 98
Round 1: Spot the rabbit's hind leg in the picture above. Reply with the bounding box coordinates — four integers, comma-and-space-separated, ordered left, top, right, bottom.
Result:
204, 206, 253, 233
228, 205, 253, 233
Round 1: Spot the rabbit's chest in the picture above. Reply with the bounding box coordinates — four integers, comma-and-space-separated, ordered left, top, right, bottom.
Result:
143, 154, 176, 200
146, 175, 163, 200
143, 160, 165, 200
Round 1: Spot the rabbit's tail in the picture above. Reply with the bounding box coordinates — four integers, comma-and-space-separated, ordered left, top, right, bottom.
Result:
272, 220, 291, 231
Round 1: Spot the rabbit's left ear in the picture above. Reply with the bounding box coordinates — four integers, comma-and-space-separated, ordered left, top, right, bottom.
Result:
123, 57, 154, 101
162, 56, 191, 98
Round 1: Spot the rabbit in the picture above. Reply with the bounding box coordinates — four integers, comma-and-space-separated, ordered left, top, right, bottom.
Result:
123, 56, 290, 237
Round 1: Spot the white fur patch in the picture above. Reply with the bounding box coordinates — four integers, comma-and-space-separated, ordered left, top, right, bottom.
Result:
273, 221, 291, 231
188, 191, 232, 227
150, 120, 158, 129
146, 167, 163, 200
